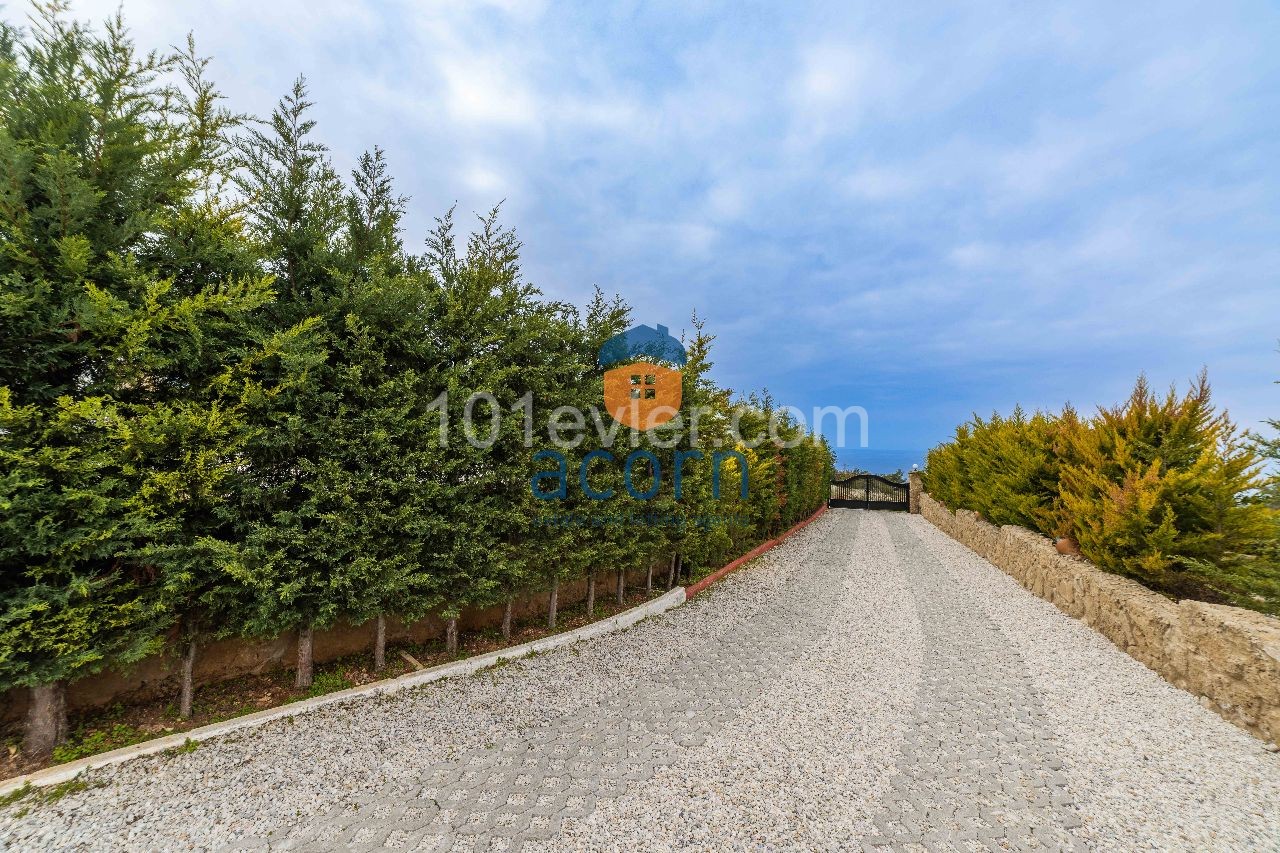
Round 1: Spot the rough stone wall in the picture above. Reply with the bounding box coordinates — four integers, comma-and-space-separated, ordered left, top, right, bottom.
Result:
2, 566, 653, 723
919, 491, 1280, 747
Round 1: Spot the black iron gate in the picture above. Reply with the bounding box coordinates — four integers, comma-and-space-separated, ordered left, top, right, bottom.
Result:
829, 473, 910, 510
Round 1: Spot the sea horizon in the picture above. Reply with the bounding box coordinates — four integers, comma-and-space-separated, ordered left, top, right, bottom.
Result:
832, 447, 930, 476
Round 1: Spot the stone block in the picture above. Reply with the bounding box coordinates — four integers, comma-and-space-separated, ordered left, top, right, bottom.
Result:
1178, 601, 1280, 736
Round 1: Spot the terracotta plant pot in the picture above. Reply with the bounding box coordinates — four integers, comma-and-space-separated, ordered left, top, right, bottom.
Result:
1055, 536, 1081, 557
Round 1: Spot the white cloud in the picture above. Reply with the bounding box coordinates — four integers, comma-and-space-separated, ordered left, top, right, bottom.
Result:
949, 242, 997, 269
461, 162, 510, 195
706, 181, 748, 218
9, 0, 1278, 442
793, 42, 872, 108
786, 40, 900, 147
437, 55, 541, 129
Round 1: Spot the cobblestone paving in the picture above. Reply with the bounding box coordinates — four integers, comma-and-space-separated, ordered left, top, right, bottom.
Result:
864, 515, 1084, 852
11, 510, 1277, 852
222, 515, 861, 853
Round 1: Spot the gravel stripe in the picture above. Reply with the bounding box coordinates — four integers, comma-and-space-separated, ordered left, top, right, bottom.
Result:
871, 513, 1084, 851
540, 509, 922, 851
909, 513, 1280, 852
4, 510, 1279, 852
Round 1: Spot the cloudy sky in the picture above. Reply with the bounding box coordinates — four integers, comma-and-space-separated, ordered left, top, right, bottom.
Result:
18, 1, 1280, 469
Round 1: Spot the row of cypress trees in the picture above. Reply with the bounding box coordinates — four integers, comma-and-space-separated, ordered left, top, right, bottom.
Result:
0, 8, 834, 756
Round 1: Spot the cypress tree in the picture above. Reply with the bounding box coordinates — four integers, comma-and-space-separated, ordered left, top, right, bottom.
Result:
228, 78, 348, 689
311, 146, 449, 671
1055, 373, 1274, 604
419, 208, 578, 650
1, 6, 844, 737
0, 8, 273, 750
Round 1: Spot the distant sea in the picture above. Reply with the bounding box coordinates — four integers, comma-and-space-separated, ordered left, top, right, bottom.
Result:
833, 448, 929, 476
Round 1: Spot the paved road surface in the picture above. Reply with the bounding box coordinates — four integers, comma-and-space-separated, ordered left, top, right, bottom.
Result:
3, 511, 1278, 851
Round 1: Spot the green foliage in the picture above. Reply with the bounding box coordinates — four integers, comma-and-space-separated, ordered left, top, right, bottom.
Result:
0, 4, 835, 737
1054, 373, 1275, 603
163, 738, 200, 756
925, 406, 1060, 531
0, 777, 93, 815
303, 670, 352, 699
0, 782, 34, 809
0, 392, 168, 688
0, 7, 263, 691
51, 721, 151, 764
926, 373, 1280, 615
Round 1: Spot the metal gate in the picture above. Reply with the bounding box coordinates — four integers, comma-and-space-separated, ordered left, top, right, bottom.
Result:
829, 473, 910, 511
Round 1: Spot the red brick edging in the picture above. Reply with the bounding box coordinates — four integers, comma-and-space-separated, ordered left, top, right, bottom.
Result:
683, 503, 829, 599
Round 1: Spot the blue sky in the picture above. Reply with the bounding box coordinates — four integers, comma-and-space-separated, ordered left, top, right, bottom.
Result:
19, 1, 1280, 469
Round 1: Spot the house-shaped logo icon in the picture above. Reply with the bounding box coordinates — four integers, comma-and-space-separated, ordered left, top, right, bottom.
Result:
599, 323, 686, 429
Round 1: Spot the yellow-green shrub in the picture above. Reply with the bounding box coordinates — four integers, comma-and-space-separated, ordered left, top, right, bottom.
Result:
1054, 373, 1276, 608
926, 373, 1280, 615
925, 406, 1059, 531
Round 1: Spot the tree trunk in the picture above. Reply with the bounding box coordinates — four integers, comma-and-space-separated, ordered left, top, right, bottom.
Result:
179, 636, 197, 720
548, 576, 559, 629
373, 613, 386, 671
586, 569, 596, 617
667, 553, 677, 588
295, 625, 314, 689
23, 681, 68, 758
502, 597, 513, 641
616, 567, 626, 604
445, 617, 459, 654
646, 558, 654, 595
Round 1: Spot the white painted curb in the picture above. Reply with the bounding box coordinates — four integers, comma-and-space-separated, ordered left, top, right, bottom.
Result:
0, 587, 687, 796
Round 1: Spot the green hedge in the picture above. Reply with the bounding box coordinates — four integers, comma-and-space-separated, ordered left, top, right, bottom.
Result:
925, 374, 1280, 615
0, 8, 834, 748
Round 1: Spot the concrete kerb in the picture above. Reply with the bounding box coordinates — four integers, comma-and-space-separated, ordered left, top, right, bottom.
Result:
777, 503, 828, 542
2, 505, 830, 799
0, 586, 687, 797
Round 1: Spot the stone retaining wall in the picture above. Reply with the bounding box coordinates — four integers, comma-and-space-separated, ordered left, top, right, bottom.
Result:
917, 491, 1280, 746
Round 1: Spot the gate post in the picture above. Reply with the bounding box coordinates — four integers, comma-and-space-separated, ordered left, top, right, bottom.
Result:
908, 469, 923, 513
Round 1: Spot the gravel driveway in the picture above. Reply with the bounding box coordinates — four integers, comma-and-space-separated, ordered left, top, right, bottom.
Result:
3, 511, 1278, 852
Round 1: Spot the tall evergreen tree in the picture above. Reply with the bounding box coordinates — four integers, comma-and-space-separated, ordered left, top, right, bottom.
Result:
1, 6, 843, 745
226, 78, 350, 688
0, 7, 274, 752
419, 208, 578, 648
308, 148, 445, 670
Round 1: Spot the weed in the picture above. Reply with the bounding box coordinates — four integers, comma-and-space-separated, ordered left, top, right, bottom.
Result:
305, 671, 353, 699
1, 777, 94, 815
163, 738, 199, 757
51, 723, 151, 764
42, 778, 91, 803
0, 783, 33, 809
477, 656, 513, 675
